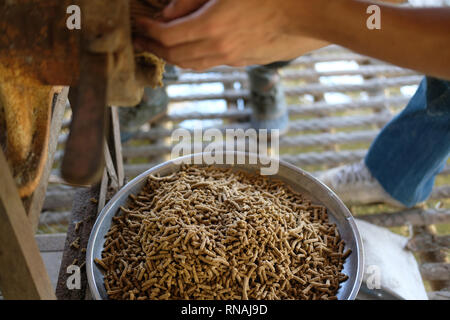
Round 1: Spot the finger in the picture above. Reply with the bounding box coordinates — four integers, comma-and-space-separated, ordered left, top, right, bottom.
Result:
134, 36, 227, 64
134, 37, 178, 64
134, 5, 214, 46
163, 0, 209, 20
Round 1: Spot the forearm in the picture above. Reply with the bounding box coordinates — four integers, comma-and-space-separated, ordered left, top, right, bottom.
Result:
292, 0, 450, 79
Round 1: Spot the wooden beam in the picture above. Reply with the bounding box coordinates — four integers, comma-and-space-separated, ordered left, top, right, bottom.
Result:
111, 107, 124, 188
407, 234, 450, 252
97, 168, 109, 214
359, 208, 450, 227
420, 263, 450, 281
414, 226, 450, 291
428, 291, 450, 300
103, 142, 118, 190
24, 87, 69, 231
43, 187, 78, 211
0, 149, 55, 300
55, 186, 100, 300
56, 109, 124, 300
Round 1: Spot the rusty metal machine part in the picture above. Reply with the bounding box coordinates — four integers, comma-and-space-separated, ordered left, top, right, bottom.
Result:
0, 0, 75, 196
0, 0, 167, 192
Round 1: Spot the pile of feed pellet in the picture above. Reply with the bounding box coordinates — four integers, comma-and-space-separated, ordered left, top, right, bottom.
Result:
95, 166, 350, 300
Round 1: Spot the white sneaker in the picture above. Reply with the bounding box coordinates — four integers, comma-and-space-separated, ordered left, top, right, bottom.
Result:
316, 160, 406, 208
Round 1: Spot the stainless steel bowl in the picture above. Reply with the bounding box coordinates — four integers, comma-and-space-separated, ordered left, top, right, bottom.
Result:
87, 152, 364, 300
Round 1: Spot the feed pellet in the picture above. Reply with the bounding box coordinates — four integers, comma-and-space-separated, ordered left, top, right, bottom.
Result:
95, 166, 350, 300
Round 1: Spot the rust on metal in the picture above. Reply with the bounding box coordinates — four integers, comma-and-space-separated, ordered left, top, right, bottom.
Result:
0, 0, 167, 189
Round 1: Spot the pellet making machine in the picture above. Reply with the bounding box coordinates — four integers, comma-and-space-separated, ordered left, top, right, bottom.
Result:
0, 0, 167, 196
0, 0, 168, 299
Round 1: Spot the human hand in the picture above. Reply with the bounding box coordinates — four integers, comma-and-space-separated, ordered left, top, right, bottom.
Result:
133, 0, 315, 70
161, 0, 210, 20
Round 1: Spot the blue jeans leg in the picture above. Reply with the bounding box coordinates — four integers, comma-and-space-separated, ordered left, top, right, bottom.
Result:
365, 77, 450, 207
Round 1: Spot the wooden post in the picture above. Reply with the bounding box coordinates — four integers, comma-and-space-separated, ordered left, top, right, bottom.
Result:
56, 107, 125, 300
111, 107, 124, 188
24, 87, 69, 231
414, 225, 450, 291
55, 185, 100, 300
0, 149, 55, 300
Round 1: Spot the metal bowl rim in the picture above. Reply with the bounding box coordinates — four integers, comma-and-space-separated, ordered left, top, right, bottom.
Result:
87, 151, 364, 300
